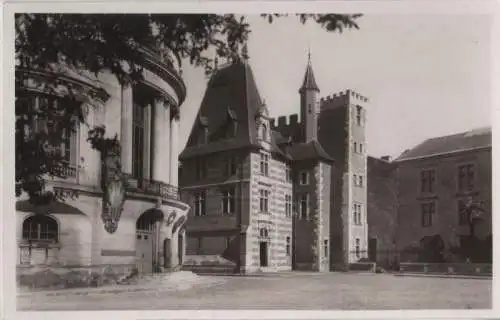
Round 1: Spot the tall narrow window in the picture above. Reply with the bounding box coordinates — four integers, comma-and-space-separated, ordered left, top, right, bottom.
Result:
353, 142, 357, 153
300, 193, 309, 220
260, 153, 269, 176
359, 144, 363, 154
356, 106, 362, 126
358, 176, 363, 188
300, 171, 309, 185
420, 169, 436, 193
285, 195, 292, 217
259, 189, 269, 213
353, 174, 357, 187
458, 164, 475, 192
421, 202, 435, 227
225, 156, 237, 176
285, 165, 292, 182
222, 188, 235, 215
324, 239, 329, 258
132, 102, 145, 179
194, 191, 206, 216
286, 236, 291, 256
355, 238, 361, 258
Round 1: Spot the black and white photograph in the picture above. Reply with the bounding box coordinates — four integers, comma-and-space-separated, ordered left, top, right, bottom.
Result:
1, 1, 498, 318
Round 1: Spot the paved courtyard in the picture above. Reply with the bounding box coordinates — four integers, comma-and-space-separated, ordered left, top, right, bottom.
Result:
18, 272, 492, 310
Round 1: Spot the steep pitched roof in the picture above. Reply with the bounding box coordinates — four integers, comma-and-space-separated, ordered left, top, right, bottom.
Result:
286, 140, 335, 163
179, 61, 263, 160
396, 127, 492, 161
299, 58, 320, 93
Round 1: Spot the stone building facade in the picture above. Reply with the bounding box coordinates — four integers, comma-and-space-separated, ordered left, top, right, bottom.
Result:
180, 55, 368, 272
16, 47, 190, 285
366, 156, 398, 268
394, 128, 492, 262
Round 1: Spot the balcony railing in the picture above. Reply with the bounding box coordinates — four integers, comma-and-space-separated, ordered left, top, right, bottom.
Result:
124, 175, 179, 201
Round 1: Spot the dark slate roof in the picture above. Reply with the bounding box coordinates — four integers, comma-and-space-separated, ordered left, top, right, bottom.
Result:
270, 131, 292, 160
286, 140, 335, 163
299, 60, 320, 93
396, 127, 492, 161
179, 61, 263, 160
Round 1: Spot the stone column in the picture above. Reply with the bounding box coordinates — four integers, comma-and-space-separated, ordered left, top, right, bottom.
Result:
163, 102, 171, 184
169, 110, 180, 187
143, 104, 152, 179
171, 230, 179, 267
152, 99, 165, 182
120, 84, 133, 174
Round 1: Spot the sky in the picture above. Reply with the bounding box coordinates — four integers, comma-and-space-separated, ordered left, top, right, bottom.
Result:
178, 14, 492, 159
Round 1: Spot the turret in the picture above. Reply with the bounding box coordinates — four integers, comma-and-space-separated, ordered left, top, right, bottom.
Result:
299, 51, 320, 143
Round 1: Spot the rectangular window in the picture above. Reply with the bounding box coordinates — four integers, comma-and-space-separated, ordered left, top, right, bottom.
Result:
353, 142, 357, 153
356, 106, 362, 126
358, 176, 363, 188
222, 188, 235, 215
324, 239, 329, 258
458, 164, 475, 192
420, 169, 436, 193
300, 193, 309, 220
359, 144, 363, 154
226, 236, 232, 249
458, 199, 468, 225
300, 171, 309, 185
225, 156, 237, 176
285, 195, 292, 217
355, 238, 361, 258
132, 102, 145, 179
194, 191, 206, 216
260, 153, 269, 176
196, 160, 207, 180
259, 189, 269, 213
353, 204, 362, 225
286, 236, 291, 256
286, 165, 292, 182
353, 174, 357, 187
421, 202, 435, 227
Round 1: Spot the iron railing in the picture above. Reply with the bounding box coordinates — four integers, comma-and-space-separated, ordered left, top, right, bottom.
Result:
125, 175, 179, 201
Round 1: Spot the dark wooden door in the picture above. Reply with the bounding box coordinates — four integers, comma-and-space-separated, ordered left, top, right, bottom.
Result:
259, 242, 268, 267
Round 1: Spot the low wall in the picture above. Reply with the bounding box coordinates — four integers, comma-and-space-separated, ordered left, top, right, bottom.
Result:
17, 264, 136, 290
349, 262, 376, 272
182, 255, 236, 274
399, 263, 492, 276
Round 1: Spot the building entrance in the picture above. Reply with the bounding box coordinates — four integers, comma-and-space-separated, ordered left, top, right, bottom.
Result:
259, 241, 268, 267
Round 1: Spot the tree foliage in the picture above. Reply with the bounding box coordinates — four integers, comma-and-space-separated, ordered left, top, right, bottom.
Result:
15, 13, 362, 204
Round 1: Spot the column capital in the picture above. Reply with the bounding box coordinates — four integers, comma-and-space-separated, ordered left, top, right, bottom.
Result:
170, 104, 180, 121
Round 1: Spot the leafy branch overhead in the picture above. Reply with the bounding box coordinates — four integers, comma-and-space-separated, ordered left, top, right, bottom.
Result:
15, 13, 362, 203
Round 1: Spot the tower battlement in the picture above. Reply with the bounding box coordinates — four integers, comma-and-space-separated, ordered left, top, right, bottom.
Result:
271, 113, 300, 131
320, 89, 369, 110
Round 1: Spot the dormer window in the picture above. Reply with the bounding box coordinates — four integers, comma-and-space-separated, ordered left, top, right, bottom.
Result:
226, 107, 238, 138
198, 116, 209, 145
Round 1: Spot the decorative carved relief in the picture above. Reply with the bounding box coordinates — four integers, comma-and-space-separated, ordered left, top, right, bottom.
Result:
101, 144, 126, 234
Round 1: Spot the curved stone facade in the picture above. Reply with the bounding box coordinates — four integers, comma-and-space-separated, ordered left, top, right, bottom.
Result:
16, 47, 190, 287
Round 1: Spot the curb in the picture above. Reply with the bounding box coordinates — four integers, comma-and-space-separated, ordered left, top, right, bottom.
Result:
394, 273, 492, 280
18, 279, 225, 298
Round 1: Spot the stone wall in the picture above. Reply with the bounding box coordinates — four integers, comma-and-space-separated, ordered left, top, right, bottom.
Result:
396, 148, 492, 261
367, 156, 398, 268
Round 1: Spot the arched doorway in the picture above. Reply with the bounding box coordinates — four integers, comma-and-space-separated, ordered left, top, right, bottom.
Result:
136, 209, 164, 274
